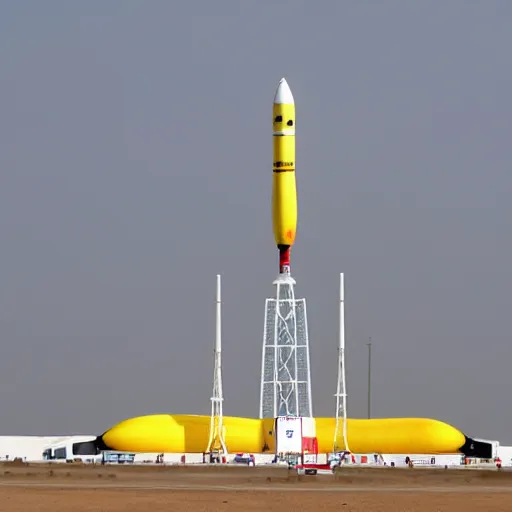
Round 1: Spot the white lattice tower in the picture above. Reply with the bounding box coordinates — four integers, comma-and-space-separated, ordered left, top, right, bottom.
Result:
259, 273, 312, 419
206, 274, 228, 459
333, 273, 349, 452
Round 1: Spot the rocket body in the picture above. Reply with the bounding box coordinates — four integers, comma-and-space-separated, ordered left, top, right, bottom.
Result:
272, 78, 297, 275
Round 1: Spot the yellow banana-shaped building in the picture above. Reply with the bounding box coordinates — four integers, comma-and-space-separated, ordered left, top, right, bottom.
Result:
272, 78, 297, 275
97, 413, 484, 457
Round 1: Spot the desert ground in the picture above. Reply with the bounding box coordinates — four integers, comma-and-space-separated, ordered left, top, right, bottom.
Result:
1, 461, 512, 511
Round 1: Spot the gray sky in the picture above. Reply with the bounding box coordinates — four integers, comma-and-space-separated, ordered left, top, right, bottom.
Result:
1, 1, 511, 443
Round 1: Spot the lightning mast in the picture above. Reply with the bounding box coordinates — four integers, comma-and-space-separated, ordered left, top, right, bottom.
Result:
333, 273, 349, 452
206, 274, 228, 461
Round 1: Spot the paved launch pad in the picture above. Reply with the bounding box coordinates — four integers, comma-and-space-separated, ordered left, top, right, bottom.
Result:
1, 462, 512, 511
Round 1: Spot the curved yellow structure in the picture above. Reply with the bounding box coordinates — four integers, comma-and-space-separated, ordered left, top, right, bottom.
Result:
272, 78, 297, 274
102, 415, 264, 454
100, 414, 468, 456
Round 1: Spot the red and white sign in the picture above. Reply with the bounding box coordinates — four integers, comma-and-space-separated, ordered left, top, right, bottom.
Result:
275, 416, 319, 463
276, 417, 302, 453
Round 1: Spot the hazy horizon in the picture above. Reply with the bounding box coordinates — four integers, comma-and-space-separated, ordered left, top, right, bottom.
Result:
1, 1, 511, 444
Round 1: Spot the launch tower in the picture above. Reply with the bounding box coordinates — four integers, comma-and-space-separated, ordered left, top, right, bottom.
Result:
259, 78, 313, 419
259, 273, 312, 418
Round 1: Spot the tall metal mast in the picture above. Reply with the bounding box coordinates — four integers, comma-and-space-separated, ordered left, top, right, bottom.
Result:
333, 273, 349, 452
206, 274, 228, 460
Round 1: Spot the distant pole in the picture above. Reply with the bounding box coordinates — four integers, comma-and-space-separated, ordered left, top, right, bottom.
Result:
367, 338, 372, 419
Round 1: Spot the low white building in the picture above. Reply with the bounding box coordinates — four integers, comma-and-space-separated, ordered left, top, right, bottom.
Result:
0, 436, 77, 461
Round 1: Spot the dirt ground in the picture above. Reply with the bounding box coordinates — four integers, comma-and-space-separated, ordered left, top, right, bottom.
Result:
1, 461, 512, 511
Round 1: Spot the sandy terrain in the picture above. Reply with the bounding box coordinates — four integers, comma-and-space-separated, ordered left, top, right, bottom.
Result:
1, 461, 512, 511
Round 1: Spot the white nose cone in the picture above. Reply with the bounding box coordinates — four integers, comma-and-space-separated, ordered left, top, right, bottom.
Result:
274, 77, 294, 104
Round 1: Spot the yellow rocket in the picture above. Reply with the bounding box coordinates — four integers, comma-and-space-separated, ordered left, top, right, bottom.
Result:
272, 78, 297, 274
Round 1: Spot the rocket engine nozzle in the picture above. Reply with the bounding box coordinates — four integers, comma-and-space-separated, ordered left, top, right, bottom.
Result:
279, 245, 291, 275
